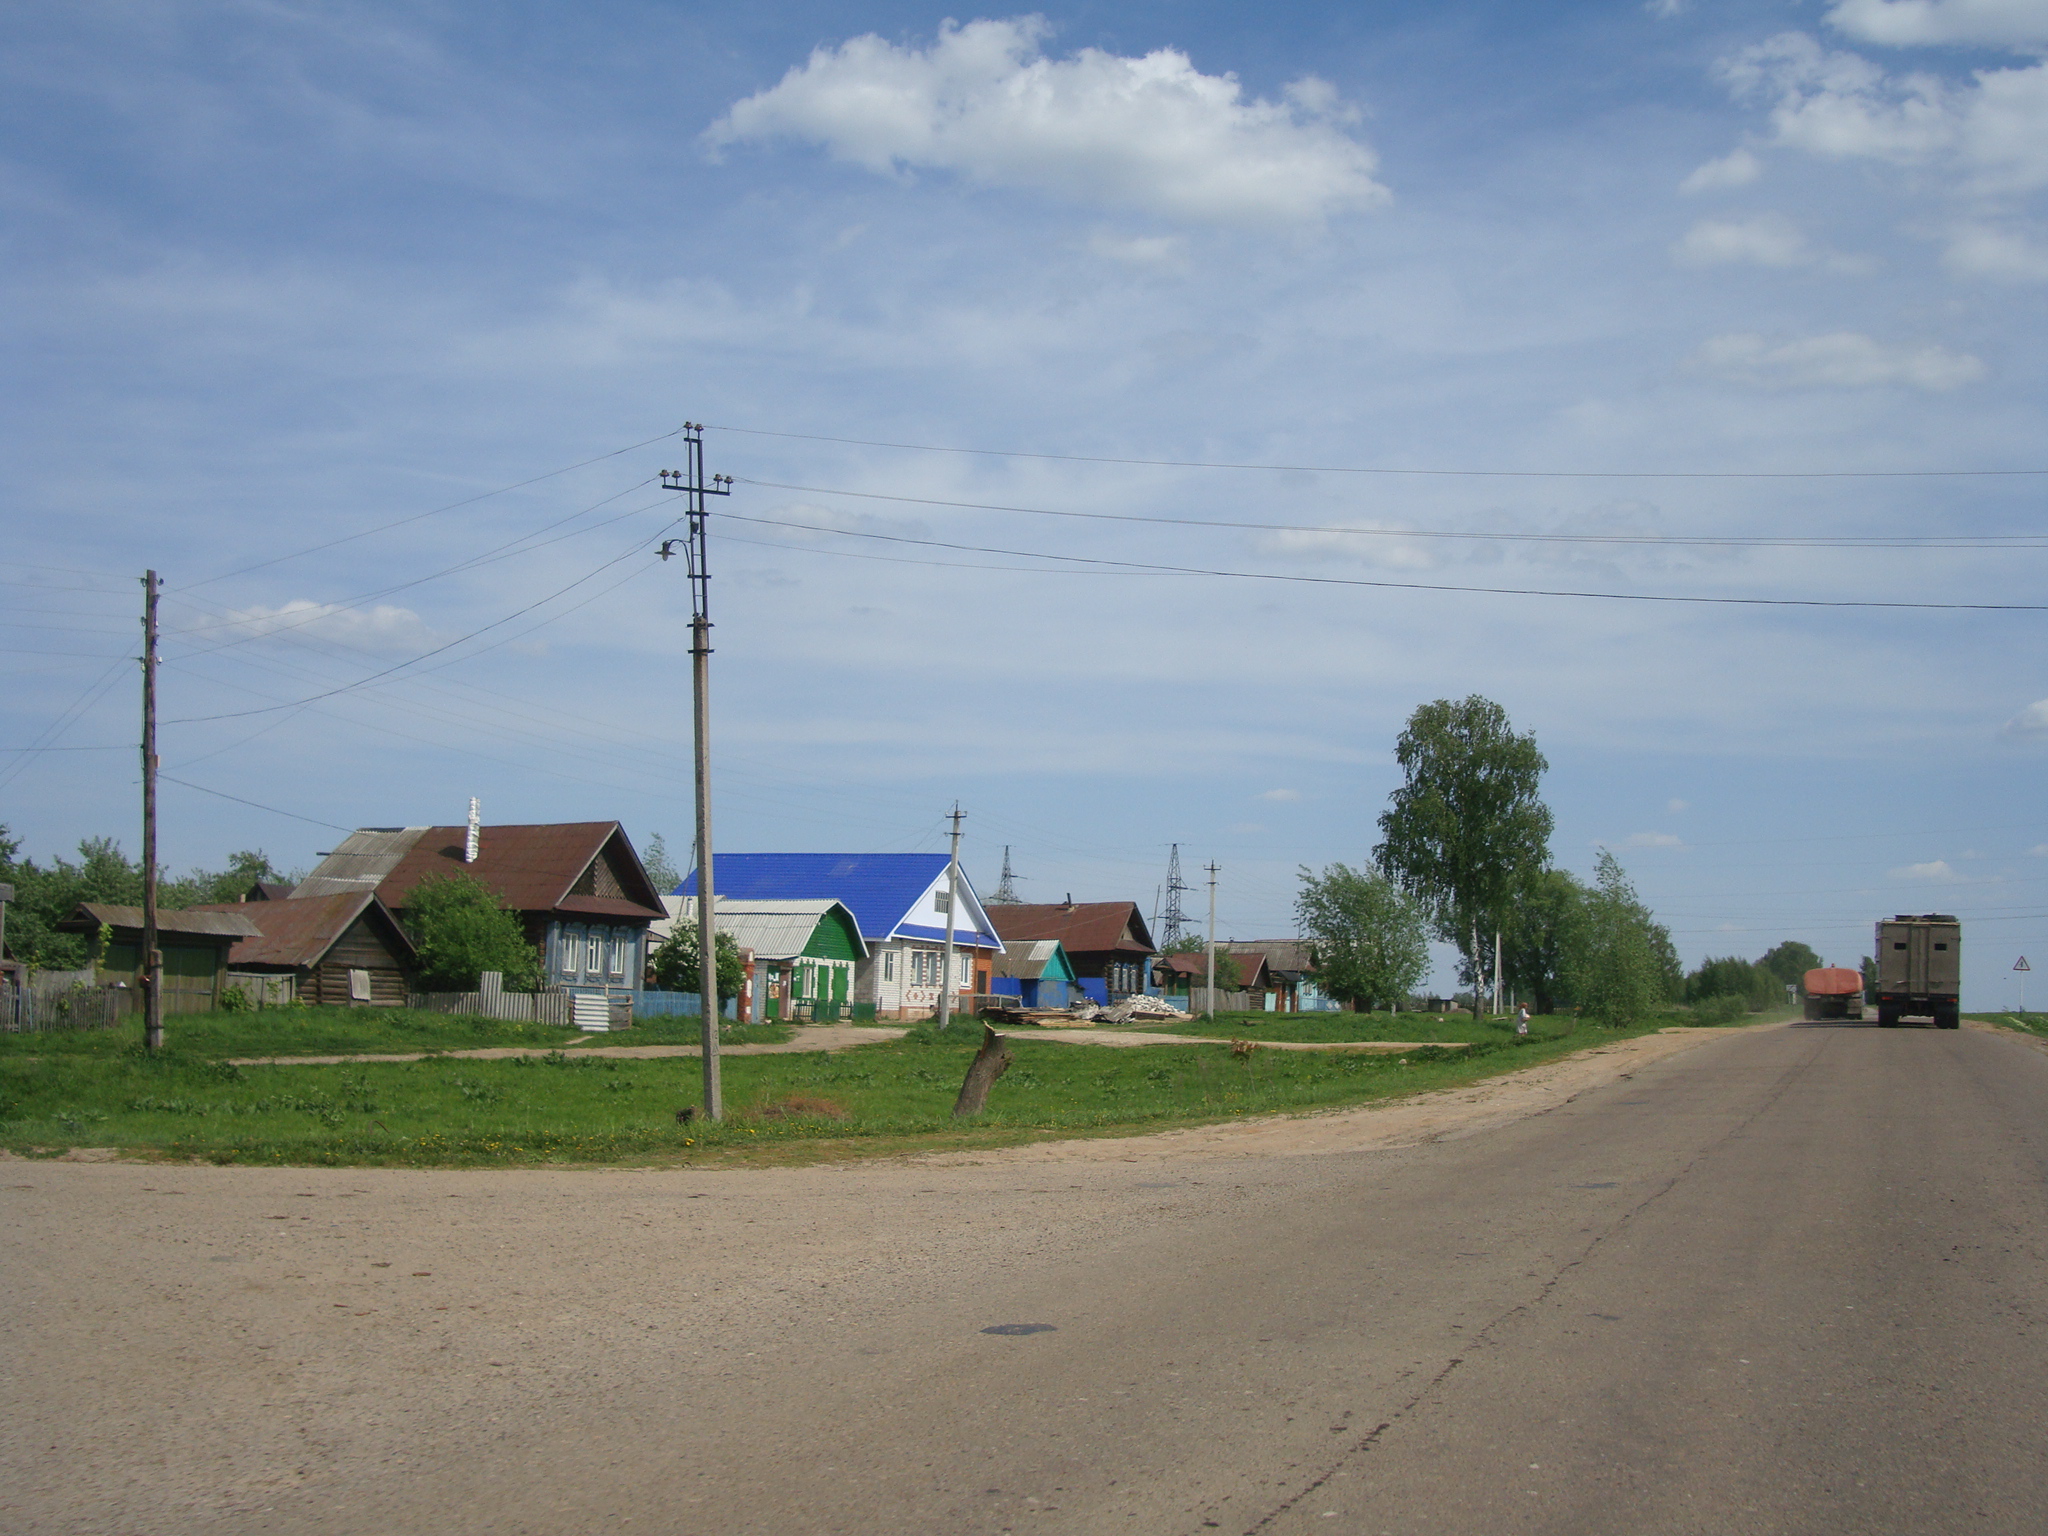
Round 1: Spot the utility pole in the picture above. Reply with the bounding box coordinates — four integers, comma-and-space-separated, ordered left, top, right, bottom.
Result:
140, 571, 163, 1053
1494, 928, 1502, 1018
936, 803, 964, 1031
659, 426, 731, 1120
1204, 861, 1220, 1020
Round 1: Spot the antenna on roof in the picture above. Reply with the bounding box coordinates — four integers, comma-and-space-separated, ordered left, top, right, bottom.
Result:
465, 798, 480, 864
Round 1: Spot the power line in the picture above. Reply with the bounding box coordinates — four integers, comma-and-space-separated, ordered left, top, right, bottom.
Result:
721, 511, 2048, 613
158, 773, 355, 832
738, 478, 2048, 550
708, 423, 2048, 479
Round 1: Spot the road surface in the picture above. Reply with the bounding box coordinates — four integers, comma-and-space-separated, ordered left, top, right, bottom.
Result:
5, 1020, 2044, 1534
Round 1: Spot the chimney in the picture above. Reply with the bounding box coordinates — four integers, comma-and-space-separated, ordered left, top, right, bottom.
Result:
465, 798, 480, 864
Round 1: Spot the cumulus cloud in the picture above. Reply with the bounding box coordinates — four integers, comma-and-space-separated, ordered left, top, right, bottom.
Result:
1667, 798, 1691, 813
2003, 698, 2048, 735
704, 17, 1388, 225
1826, 0, 2048, 48
1625, 831, 1687, 848
1681, 147, 1764, 191
1889, 858, 1964, 880
1258, 788, 1301, 802
1254, 523, 1439, 569
1087, 230, 1187, 266
1944, 223, 2048, 280
211, 600, 439, 655
1672, 214, 1824, 268
2030, 843, 2048, 855
1689, 330, 1985, 389
1719, 31, 2048, 193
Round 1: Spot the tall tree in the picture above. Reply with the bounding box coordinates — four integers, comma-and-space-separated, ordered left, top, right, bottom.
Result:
1374, 696, 1554, 998
1568, 851, 1676, 1027
1758, 940, 1822, 987
1294, 863, 1431, 1011
640, 833, 680, 895
1501, 867, 1591, 1016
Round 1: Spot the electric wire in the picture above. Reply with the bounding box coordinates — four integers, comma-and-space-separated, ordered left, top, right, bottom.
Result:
158, 774, 356, 833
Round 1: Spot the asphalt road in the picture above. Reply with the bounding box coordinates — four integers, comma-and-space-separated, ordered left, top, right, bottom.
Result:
6, 1021, 2045, 1535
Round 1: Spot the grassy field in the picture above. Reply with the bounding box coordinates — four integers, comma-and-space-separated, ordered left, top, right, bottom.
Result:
1104, 1010, 1570, 1045
0, 1013, 1697, 1168
0, 1006, 795, 1059
1970, 1012, 2048, 1038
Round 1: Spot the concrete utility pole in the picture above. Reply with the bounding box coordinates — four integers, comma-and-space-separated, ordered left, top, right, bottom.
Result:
659, 427, 731, 1120
1205, 861, 1220, 1020
140, 570, 163, 1053
936, 803, 964, 1031
1494, 929, 1503, 1017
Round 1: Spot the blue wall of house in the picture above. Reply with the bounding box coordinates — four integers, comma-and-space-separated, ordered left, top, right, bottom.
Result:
544, 919, 646, 997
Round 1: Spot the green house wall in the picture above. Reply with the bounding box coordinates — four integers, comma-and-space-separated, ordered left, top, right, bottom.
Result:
803, 906, 864, 963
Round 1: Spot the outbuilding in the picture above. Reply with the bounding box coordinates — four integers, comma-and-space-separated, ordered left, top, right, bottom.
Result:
59, 903, 260, 1015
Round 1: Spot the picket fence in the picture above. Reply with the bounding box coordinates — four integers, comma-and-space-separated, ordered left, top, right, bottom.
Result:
3, 972, 127, 1033
406, 990, 577, 1027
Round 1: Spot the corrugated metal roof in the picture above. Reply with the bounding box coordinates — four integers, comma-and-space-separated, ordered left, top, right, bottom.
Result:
986, 902, 1155, 956
191, 891, 414, 970
59, 904, 262, 938
992, 938, 1066, 981
1226, 940, 1315, 977
679, 854, 998, 948
657, 896, 869, 962
297, 822, 665, 920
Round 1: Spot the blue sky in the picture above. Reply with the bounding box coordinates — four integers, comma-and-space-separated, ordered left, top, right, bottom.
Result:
6, 0, 2046, 1003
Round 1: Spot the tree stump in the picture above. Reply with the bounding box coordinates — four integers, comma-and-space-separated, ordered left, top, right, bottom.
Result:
952, 1023, 1013, 1117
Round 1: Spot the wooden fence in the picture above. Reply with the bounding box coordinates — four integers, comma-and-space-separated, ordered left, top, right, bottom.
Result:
406, 990, 576, 1027
3, 974, 128, 1033
1185, 988, 1255, 1014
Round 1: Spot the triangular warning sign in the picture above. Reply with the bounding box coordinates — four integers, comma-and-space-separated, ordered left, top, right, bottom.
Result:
2016, 957, 2032, 972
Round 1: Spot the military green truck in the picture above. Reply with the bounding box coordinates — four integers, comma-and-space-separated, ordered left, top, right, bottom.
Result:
1873, 914, 1961, 1029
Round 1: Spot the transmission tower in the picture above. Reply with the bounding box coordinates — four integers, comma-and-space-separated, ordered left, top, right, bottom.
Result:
1159, 843, 1193, 946
991, 845, 1021, 904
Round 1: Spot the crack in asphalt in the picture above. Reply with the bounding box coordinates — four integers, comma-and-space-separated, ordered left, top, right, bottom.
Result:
1215, 1029, 1827, 1536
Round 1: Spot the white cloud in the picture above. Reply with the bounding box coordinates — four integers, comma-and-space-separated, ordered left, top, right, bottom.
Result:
1258, 788, 1301, 802
1625, 831, 1687, 848
1681, 147, 1764, 191
1673, 214, 1821, 267
1088, 231, 1187, 266
1667, 798, 1691, 813
209, 600, 439, 655
1647, 0, 1692, 17
2029, 843, 2048, 855
1889, 858, 1964, 880
2003, 698, 2048, 735
1690, 330, 1985, 389
1827, 0, 2048, 49
1255, 523, 1439, 569
1944, 223, 2048, 280
704, 17, 1388, 225
1720, 31, 2048, 193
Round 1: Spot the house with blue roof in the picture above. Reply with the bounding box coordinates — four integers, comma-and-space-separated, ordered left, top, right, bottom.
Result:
679, 854, 1004, 1019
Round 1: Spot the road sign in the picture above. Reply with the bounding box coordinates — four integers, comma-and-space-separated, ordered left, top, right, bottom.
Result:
2017, 957, 2032, 972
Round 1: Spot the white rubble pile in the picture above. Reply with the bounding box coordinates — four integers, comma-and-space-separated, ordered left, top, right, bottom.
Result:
1088, 995, 1195, 1024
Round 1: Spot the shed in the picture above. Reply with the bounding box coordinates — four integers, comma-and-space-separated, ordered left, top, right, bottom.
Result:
57, 903, 261, 1015
660, 897, 868, 1021
990, 938, 1078, 1010
194, 891, 415, 1007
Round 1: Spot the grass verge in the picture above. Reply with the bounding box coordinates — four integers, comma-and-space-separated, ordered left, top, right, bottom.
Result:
1, 1012, 1696, 1169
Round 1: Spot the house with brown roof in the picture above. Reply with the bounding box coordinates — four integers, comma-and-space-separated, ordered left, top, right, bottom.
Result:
984, 901, 1157, 1004
194, 890, 415, 1007
293, 821, 665, 1001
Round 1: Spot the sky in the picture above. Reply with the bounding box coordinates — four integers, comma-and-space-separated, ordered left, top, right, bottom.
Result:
4, 0, 2046, 1005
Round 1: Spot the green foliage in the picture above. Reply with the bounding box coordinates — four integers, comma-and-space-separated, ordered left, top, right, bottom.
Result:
1691, 994, 1748, 1025
1758, 941, 1823, 987
1163, 935, 1207, 954
649, 924, 744, 997
1685, 955, 1782, 1009
1374, 697, 1554, 986
217, 984, 253, 1013
1294, 862, 1430, 1010
640, 833, 679, 894
403, 873, 542, 993
1500, 868, 1591, 1016
1567, 852, 1677, 1028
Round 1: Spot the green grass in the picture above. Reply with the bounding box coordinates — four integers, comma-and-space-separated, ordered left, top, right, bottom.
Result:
0, 1005, 794, 1060
1970, 1011, 2048, 1038
1107, 1009, 1631, 1046
0, 1016, 1676, 1168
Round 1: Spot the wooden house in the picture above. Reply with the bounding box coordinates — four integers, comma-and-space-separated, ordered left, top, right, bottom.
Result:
679, 854, 1004, 1020
657, 897, 868, 1022
194, 890, 415, 1006
58, 903, 260, 1015
990, 938, 1078, 1010
295, 821, 666, 1002
985, 902, 1158, 1004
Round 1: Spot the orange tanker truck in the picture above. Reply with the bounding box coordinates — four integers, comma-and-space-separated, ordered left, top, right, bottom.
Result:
1802, 965, 1865, 1022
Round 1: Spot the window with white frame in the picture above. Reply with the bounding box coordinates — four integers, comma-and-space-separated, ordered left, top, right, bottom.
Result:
882, 950, 895, 982
609, 929, 627, 979
561, 928, 583, 976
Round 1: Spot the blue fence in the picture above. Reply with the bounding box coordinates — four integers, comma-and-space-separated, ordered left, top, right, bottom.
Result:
636, 990, 738, 1020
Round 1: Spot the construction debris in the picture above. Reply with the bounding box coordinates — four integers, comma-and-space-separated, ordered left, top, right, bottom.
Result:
1088, 995, 1195, 1024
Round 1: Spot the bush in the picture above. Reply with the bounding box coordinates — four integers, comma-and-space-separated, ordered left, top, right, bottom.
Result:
217, 985, 252, 1014
1692, 994, 1746, 1026
404, 873, 542, 993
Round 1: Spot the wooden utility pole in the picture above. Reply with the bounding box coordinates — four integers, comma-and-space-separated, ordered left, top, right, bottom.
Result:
1204, 861, 1220, 1020
936, 803, 964, 1031
659, 427, 731, 1120
140, 570, 163, 1053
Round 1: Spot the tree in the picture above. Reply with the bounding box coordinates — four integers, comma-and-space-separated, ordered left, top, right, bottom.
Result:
1567, 851, 1675, 1027
403, 873, 541, 992
650, 924, 744, 997
1294, 862, 1431, 1011
1758, 940, 1822, 987
1374, 696, 1554, 995
1501, 868, 1591, 1016
640, 833, 679, 895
